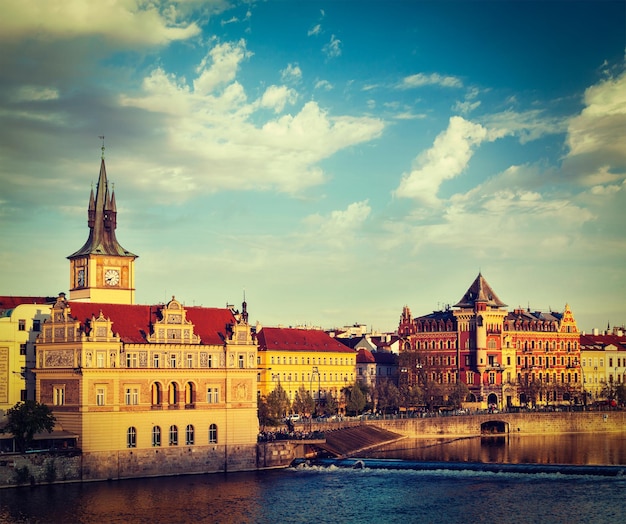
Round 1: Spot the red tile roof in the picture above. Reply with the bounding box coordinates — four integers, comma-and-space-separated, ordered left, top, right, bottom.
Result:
356, 349, 375, 363
0, 296, 56, 313
580, 334, 626, 350
257, 327, 355, 353
67, 302, 235, 345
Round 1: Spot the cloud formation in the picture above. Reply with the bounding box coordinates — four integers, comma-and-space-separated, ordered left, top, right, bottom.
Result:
394, 116, 494, 204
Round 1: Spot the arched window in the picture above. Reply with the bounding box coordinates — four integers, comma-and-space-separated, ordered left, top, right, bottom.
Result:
151, 383, 162, 406
127, 427, 137, 448
185, 382, 195, 406
209, 424, 218, 444
169, 425, 178, 446
186, 424, 194, 445
169, 382, 178, 405
152, 426, 161, 447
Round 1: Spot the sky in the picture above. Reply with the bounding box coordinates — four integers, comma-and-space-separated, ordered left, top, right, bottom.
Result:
1, 1, 625, 334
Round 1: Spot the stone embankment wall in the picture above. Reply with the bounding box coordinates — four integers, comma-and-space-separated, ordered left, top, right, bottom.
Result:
82, 444, 258, 481
0, 453, 81, 488
366, 411, 626, 437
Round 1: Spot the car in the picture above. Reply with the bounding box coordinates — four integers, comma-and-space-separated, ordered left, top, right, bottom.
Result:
287, 414, 301, 422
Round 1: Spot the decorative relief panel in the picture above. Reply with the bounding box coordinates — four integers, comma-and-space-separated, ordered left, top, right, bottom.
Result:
45, 350, 74, 368
200, 352, 208, 367
139, 352, 148, 367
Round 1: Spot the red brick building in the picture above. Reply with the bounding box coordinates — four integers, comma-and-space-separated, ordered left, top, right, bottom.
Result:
398, 273, 582, 409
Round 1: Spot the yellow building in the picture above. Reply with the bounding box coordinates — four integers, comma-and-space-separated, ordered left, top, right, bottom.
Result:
580, 333, 626, 403
256, 326, 356, 410
0, 299, 53, 412
32, 153, 258, 478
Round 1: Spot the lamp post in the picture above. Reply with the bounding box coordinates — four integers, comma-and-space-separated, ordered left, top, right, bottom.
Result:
310, 366, 320, 417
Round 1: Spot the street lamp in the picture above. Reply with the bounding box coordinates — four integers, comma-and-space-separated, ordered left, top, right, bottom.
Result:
310, 366, 320, 417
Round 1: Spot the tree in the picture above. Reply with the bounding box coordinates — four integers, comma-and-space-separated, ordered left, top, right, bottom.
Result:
323, 394, 338, 416
292, 386, 314, 416
2, 401, 56, 453
265, 383, 290, 423
446, 382, 470, 409
375, 380, 400, 415
346, 382, 366, 416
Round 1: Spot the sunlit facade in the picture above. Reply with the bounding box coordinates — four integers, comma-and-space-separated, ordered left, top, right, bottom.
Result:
399, 273, 583, 409
31, 155, 258, 478
256, 326, 356, 409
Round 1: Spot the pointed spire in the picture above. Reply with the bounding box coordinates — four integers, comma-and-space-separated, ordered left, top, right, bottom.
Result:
454, 273, 507, 308
68, 144, 136, 259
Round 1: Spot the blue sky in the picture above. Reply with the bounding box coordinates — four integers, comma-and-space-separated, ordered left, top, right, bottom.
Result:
1, 1, 625, 333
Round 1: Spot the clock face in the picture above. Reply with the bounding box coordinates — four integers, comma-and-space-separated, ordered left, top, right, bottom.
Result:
77, 269, 85, 287
104, 269, 120, 286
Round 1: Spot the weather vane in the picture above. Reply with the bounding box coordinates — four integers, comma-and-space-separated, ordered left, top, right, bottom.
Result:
99, 135, 105, 159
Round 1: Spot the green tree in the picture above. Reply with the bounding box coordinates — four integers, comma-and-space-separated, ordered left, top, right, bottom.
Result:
2, 401, 56, 453
346, 382, 367, 416
446, 382, 470, 409
375, 380, 400, 415
323, 394, 338, 416
292, 386, 315, 415
265, 383, 290, 423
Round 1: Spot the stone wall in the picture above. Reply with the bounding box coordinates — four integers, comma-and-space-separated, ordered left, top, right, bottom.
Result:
82, 444, 258, 481
366, 411, 626, 437
0, 452, 81, 487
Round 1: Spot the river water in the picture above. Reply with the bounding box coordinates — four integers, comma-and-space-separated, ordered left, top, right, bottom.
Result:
1, 434, 625, 523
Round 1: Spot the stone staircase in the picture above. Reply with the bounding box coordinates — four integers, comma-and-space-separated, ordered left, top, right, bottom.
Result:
317, 424, 404, 458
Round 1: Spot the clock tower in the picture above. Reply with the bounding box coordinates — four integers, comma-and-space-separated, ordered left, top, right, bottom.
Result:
68, 149, 137, 304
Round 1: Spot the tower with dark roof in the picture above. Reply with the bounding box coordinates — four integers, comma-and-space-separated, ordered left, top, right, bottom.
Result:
68, 151, 137, 304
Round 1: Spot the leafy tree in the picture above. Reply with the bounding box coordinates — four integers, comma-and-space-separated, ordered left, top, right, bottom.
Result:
292, 386, 315, 415
2, 401, 55, 453
399, 384, 422, 411
346, 382, 366, 416
265, 383, 290, 423
375, 380, 400, 414
322, 394, 338, 416
446, 382, 470, 409
615, 383, 626, 406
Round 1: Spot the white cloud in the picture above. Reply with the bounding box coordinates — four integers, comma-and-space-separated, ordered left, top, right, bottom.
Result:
394, 116, 493, 204
314, 80, 333, 91
281, 63, 302, 83
398, 73, 463, 89
304, 200, 371, 247
194, 40, 252, 95
0, 0, 200, 46
119, 40, 384, 197
564, 69, 626, 183
323, 35, 342, 59
260, 85, 297, 113
482, 109, 566, 144
308, 24, 321, 37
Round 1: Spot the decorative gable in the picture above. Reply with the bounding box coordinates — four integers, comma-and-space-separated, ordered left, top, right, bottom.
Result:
147, 297, 200, 344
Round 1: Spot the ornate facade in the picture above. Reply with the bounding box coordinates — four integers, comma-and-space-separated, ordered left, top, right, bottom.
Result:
399, 273, 582, 409
32, 154, 258, 478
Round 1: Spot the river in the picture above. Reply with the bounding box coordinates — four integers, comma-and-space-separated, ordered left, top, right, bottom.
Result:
1, 433, 625, 523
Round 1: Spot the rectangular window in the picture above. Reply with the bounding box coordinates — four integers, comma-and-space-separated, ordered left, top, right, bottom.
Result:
208, 354, 213, 368
126, 353, 138, 368
125, 387, 139, 405
18, 319, 26, 331
96, 387, 105, 406
53, 386, 65, 406
21, 390, 27, 401
207, 387, 219, 404
609, 358, 613, 367
187, 354, 194, 368
238, 355, 244, 368
20, 344, 27, 355
33, 320, 41, 331
170, 354, 177, 368
153, 353, 160, 368
96, 352, 105, 368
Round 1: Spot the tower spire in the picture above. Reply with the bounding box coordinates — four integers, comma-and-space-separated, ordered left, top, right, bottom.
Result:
68, 143, 136, 259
